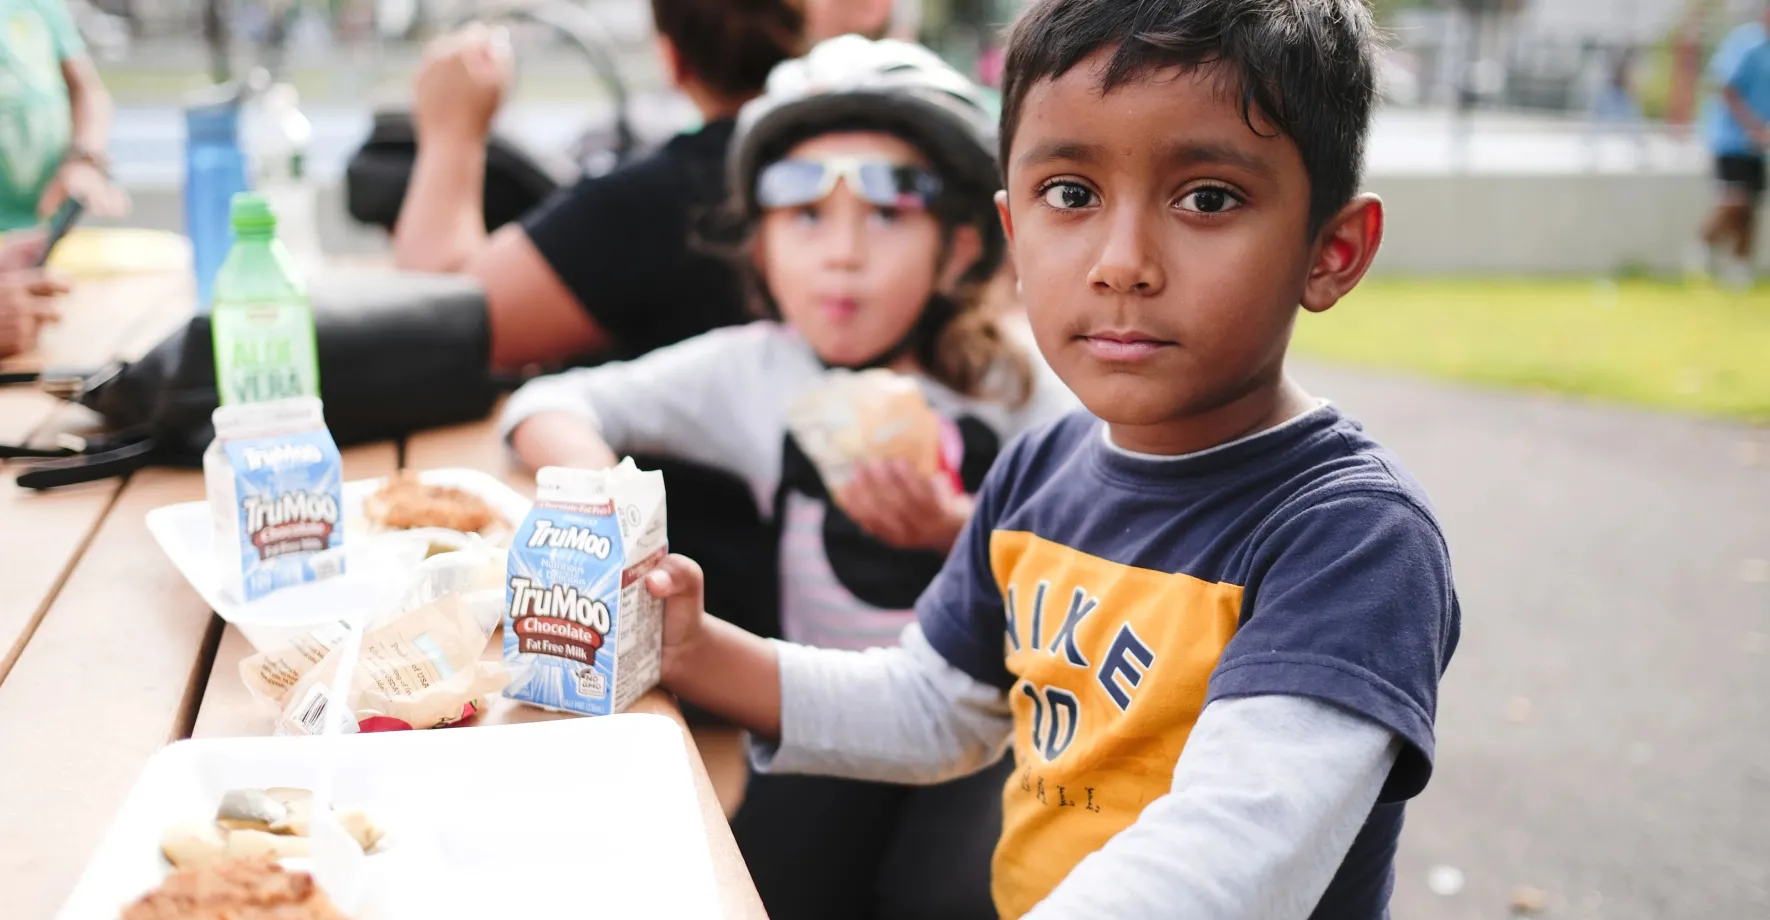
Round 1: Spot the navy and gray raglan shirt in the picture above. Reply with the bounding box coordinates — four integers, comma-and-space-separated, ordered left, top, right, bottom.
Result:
751, 401, 1461, 919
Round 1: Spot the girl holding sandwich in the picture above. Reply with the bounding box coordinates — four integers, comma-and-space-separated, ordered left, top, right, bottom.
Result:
500, 35, 1072, 920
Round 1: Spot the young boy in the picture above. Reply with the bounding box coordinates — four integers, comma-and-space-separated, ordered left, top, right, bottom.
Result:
646, 1, 1460, 917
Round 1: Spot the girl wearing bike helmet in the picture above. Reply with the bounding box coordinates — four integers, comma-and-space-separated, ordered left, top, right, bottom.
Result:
501, 36, 1074, 920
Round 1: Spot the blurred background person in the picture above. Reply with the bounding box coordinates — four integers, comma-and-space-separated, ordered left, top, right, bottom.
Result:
0, 0, 127, 230
392, 0, 802, 372
1690, 0, 1770, 289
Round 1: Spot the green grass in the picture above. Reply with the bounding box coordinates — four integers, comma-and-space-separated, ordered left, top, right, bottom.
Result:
1291, 279, 1770, 424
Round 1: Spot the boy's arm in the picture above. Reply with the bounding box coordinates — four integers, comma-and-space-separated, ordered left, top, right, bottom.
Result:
754, 626, 1013, 784
1025, 695, 1398, 920
654, 571, 1013, 784
666, 621, 1013, 784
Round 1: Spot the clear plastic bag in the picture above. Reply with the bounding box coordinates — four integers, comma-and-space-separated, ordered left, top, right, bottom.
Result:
239, 541, 511, 735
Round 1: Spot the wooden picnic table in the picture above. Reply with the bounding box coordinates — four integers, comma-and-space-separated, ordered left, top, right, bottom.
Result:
0, 271, 764, 919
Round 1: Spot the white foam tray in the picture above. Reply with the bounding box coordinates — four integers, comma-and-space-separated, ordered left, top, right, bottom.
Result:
57, 715, 723, 919
145, 468, 531, 651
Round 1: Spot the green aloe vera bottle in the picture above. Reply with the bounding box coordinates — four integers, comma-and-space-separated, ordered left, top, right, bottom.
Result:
210, 192, 320, 405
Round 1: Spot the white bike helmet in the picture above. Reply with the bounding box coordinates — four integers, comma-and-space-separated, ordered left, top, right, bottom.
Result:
729, 35, 1005, 282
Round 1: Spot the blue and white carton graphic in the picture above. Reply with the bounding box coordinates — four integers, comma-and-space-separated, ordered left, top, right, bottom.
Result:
203, 396, 345, 603
503, 461, 668, 716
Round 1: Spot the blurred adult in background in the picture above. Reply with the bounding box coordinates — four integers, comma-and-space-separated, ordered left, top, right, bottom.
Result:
1691, 2, 1770, 290
394, 0, 804, 371
0, 0, 127, 231
0, 230, 65, 357
395, 0, 899, 373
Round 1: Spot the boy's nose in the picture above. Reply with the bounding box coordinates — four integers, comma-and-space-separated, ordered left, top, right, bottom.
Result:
1088, 211, 1166, 296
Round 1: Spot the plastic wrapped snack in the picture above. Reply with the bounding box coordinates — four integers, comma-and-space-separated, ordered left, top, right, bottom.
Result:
785, 368, 953, 492
241, 544, 512, 735
503, 460, 668, 716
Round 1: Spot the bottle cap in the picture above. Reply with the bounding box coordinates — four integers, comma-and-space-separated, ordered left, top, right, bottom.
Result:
229, 192, 277, 233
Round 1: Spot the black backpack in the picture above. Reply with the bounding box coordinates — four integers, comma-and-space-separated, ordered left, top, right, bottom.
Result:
6, 271, 502, 489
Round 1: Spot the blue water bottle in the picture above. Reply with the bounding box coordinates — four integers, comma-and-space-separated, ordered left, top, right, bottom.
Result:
183, 89, 250, 311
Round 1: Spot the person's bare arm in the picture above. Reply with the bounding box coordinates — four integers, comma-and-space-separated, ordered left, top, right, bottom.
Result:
44, 57, 127, 218
393, 25, 510, 273
466, 226, 610, 370
393, 130, 488, 273
62, 56, 111, 156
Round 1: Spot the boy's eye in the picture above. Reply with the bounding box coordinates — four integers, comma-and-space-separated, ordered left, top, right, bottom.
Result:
1177, 187, 1242, 215
1039, 182, 1096, 210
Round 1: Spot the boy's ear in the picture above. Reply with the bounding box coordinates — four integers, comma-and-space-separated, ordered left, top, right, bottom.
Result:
995, 190, 1015, 246
940, 224, 985, 291
1301, 194, 1384, 314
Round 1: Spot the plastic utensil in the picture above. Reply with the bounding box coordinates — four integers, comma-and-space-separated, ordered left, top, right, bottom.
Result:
307, 616, 367, 912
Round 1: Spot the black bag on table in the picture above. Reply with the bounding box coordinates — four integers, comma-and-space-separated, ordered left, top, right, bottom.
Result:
5, 271, 502, 490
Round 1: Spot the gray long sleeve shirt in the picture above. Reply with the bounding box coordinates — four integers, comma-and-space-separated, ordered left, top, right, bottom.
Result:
754, 627, 1401, 919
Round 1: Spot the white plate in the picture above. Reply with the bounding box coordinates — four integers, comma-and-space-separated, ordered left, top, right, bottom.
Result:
57, 715, 723, 919
146, 468, 531, 651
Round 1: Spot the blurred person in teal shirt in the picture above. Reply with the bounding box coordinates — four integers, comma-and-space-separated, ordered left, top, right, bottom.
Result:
1691, 3, 1770, 289
0, 0, 126, 232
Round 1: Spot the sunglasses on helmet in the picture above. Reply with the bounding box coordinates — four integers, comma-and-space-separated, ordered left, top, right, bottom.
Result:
755, 157, 944, 212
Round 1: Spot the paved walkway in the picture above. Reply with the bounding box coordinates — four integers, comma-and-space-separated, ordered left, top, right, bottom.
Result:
1294, 361, 1769, 920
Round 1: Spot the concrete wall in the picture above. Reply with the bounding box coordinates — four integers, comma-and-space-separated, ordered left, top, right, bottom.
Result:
1367, 172, 1716, 276
105, 172, 1726, 278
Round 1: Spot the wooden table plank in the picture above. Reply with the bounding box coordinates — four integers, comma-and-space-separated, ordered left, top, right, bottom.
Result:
0, 274, 192, 687
0, 443, 396, 920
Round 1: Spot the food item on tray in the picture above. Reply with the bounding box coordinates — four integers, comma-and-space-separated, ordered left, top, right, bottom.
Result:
245, 547, 510, 735
504, 461, 668, 716
158, 788, 384, 870
364, 471, 509, 541
238, 546, 509, 726
785, 368, 956, 493
205, 396, 346, 603
215, 788, 291, 833
122, 855, 349, 920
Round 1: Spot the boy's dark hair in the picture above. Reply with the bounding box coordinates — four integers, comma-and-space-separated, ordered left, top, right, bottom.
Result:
999, 0, 1380, 233
652, 0, 805, 102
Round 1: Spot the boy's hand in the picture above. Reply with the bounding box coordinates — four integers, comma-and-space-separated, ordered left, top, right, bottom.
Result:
645, 554, 708, 686
643, 552, 784, 740
837, 460, 973, 552
413, 24, 513, 145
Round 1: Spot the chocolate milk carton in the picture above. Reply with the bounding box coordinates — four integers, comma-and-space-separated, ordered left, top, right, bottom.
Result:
503, 461, 668, 716
204, 396, 345, 603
